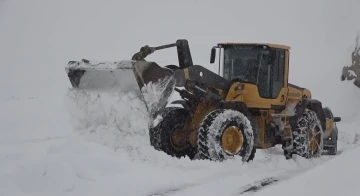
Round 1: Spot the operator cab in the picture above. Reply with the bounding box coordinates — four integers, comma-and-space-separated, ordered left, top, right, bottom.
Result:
210, 43, 290, 99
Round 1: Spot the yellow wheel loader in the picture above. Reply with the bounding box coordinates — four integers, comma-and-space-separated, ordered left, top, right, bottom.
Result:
65, 39, 341, 162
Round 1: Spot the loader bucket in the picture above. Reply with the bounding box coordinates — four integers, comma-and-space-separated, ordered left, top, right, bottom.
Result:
132, 61, 176, 119
65, 59, 176, 120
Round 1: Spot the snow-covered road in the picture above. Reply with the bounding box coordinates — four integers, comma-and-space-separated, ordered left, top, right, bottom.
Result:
1, 86, 358, 196
1, 0, 360, 195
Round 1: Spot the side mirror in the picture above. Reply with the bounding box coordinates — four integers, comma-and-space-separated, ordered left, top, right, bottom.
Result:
334, 117, 341, 122
210, 47, 216, 64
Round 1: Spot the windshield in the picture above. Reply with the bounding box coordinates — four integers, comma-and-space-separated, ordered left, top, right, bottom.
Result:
223, 45, 270, 82
223, 45, 274, 97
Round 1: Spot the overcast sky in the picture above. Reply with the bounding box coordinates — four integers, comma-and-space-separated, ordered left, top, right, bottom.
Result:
0, 0, 359, 120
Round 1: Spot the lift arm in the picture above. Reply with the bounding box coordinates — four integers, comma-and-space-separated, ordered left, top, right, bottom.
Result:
131, 39, 193, 69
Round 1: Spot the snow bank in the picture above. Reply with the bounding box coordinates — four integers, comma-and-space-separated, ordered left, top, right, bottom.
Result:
64, 87, 195, 165
65, 89, 149, 159
336, 113, 360, 153
1, 81, 354, 196
0, 81, 344, 196
61, 85, 343, 195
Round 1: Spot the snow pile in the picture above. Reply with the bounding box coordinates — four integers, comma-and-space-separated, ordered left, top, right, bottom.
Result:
141, 75, 175, 124
61, 84, 345, 195
141, 76, 174, 112
64, 87, 196, 166
0, 82, 347, 195
65, 89, 148, 159
336, 114, 360, 153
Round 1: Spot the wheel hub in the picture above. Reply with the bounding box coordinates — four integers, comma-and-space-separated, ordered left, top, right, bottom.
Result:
170, 127, 187, 151
221, 126, 244, 155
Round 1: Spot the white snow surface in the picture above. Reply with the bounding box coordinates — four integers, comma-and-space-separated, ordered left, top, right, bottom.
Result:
1, 0, 360, 196
256, 146, 360, 196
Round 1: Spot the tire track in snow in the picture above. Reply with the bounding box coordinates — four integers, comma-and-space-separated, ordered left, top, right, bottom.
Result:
146, 173, 283, 196
237, 174, 293, 195
146, 152, 335, 196
239, 177, 279, 194
143, 122, 355, 196
147, 184, 193, 196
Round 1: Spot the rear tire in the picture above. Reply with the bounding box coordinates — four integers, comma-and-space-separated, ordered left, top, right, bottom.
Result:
149, 107, 196, 159
197, 109, 255, 162
285, 108, 324, 159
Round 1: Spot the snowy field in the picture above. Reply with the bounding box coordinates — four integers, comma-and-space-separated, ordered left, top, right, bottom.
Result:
1, 0, 360, 195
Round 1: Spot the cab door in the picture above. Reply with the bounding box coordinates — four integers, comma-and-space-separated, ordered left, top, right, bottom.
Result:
258, 49, 288, 109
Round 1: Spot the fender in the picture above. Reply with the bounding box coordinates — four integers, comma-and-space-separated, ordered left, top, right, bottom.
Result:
218, 101, 250, 115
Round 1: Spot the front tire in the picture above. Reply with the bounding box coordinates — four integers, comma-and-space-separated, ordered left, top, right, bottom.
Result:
149, 107, 196, 159
197, 109, 255, 162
